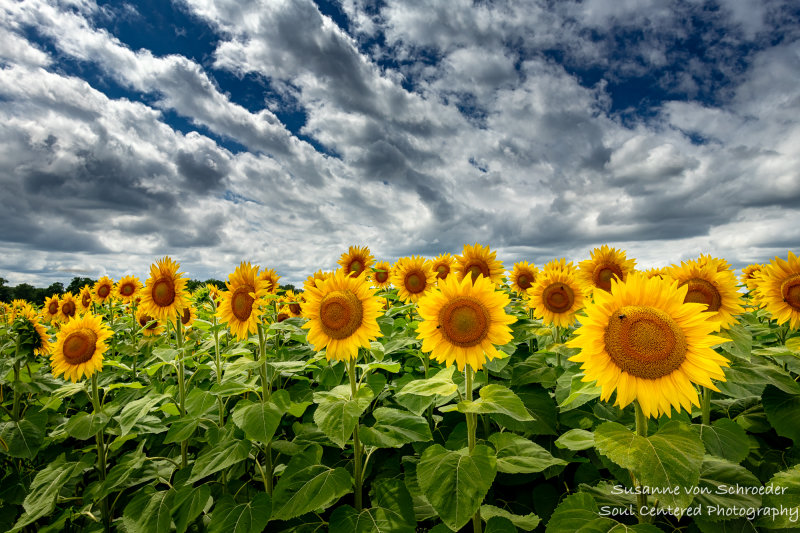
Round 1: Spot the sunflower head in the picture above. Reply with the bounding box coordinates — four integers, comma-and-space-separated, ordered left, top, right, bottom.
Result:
259, 268, 281, 294
666, 258, 744, 331
740, 264, 764, 292
136, 307, 165, 337
510, 261, 539, 295
338, 245, 375, 278
51, 313, 112, 382
302, 270, 383, 361
578, 245, 636, 294
757, 251, 800, 330
416, 274, 515, 371
140, 256, 190, 322
391, 256, 436, 303
76, 285, 93, 312
282, 290, 304, 317
304, 270, 332, 292
116, 275, 142, 303
93, 276, 115, 304
455, 243, 505, 285
371, 261, 392, 289
180, 303, 197, 328
58, 293, 79, 322
528, 259, 588, 328
43, 295, 61, 322
568, 273, 728, 419
430, 253, 455, 281
218, 262, 269, 340
13, 308, 52, 356
698, 254, 732, 273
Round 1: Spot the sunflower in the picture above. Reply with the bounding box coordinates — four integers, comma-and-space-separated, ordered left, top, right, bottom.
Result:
43, 295, 61, 323
302, 270, 383, 361
698, 254, 732, 273
50, 313, 112, 382
206, 283, 221, 303
416, 274, 515, 371
430, 253, 455, 281
528, 260, 588, 328
740, 264, 764, 292
0, 302, 10, 324
16, 308, 52, 356
757, 251, 800, 330
510, 261, 539, 296
259, 268, 281, 294
136, 307, 165, 337
217, 262, 269, 340
371, 261, 392, 290
140, 256, 190, 322
304, 270, 332, 292
78, 285, 93, 312
338, 245, 375, 278
180, 303, 197, 328
578, 245, 636, 294
92, 276, 114, 304
455, 243, 505, 285
282, 290, 304, 317
276, 309, 291, 322
643, 267, 669, 280
391, 256, 436, 304
116, 275, 142, 303
667, 258, 743, 331
568, 273, 728, 419
58, 293, 79, 322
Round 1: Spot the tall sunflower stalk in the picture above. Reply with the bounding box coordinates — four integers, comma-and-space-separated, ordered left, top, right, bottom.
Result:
90, 374, 110, 532
464, 364, 482, 533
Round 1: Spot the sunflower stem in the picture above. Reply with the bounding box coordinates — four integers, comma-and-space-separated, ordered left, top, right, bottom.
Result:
257, 323, 270, 402
91, 374, 110, 532
348, 357, 363, 511
633, 401, 651, 524
701, 387, 711, 426
528, 307, 534, 354
11, 336, 21, 421
464, 365, 482, 533
175, 317, 187, 469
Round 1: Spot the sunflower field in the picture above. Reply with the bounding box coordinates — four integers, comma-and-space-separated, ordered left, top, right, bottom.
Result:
1, 245, 800, 533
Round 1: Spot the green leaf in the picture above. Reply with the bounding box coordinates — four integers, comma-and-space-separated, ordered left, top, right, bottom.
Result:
481, 504, 540, 531
512, 354, 558, 387
402, 457, 437, 521
417, 444, 497, 531
271, 463, 352, 521
758, 464, 800, 529
64, 410, 110, 440
397, 366, 458, 397
545, 492, 662, 533
359, 407, 433, 448
173, 485, 212, 533
189, 436, 252, 483
313, 384, 374, 448
555, 429, 595, 451
329, 479, 416, 533
762, 384, 800, 443
209, 492, 271, 533
232, 400, 283, 444
694, 419, 750, 463
556, 371, 601, 411
121, 487, 175, 533
693, 456, 762, 522
95, 444, 149, 499
458, 384, 534, 421
0, 408, 46, 459
163, 417, 200, 444
489, 432, 567, 474
716, 322, 752, 360
185, 388, 217, 417
594, 420, 704, 510
116, 393, 169, 437
484, 516, 516, 533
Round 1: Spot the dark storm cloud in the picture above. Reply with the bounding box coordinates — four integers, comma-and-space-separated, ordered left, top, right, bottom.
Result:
176, 149, 229, 192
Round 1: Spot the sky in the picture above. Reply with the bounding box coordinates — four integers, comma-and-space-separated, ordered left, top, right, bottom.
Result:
1, 0, 799, 287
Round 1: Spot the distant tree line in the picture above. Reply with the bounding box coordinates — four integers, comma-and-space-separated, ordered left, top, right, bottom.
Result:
0, 277, 297, 305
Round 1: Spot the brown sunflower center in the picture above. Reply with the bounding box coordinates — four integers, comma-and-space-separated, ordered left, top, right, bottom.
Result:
61, 301, 76, 318
543, 283, 575, 313
48, 301, 59, 315
604, 305, 687, 379
466, 262, 489, 281
349, 260, 364, 276
289, 302, 302, 315
781, 273, 800, 311
138, 314, 153, 328
682, 278, 721, 312
231, 286, 255, 321
97, 285, 110, 298
82, 293, 91, 307
517, 274, 532, 290
62, 328, 98, 365
375, 270, 389, 283
404, 271, 426, 294
152, 278, 176, 307
181, 307, 192, 325
120, 283, 135, 296
593, 263, 623, 291
319, 290, 363, 339
438, 296, 490, 348
276, 312, 289, 322
436, 264, 450, 279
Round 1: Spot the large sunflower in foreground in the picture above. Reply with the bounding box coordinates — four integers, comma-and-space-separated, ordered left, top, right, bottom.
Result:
528, 260, 588, 328
391, 256, 436, 303
78, 285, 93, 312
667, 258, 743, 331
430, 253, 455, 281
93, 276, 114, 304
510, 261, 539, 296
416, 274, 514, 371
140, 256, 190, 322
259, 268, 281, 294
116, 275, 142, 303
303, 270, 383, 361
455, 243, 505, 285
43, 295, 61, 323
58, 293, 78, 322
217, 262, 269, 340
51, 313, 112, 382
568, 273, 728, 419
338, 245, 375, 278
757, 251, 800, 330
371, 261, 392, 290
578, 245, 636, 293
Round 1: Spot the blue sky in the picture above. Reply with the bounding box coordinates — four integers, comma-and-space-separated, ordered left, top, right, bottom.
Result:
1, 0, 799, 286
